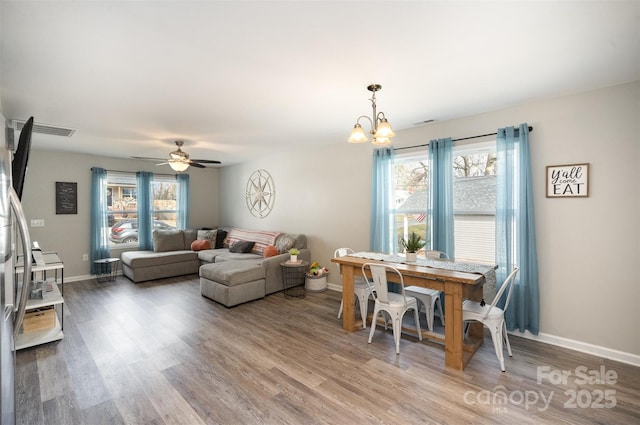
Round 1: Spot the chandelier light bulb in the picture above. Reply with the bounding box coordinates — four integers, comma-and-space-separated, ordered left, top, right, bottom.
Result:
372, 137, 391, 146
348, 123, 369, 143
374, 118, 395, 139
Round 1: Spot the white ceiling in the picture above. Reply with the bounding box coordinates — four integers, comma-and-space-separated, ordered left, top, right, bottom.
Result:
1, 1, 639, 166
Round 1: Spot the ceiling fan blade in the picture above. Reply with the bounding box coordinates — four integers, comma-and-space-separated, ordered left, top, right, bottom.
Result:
132, 156, 166, 161
190, 159, 222, 164
188, 162, 206, 168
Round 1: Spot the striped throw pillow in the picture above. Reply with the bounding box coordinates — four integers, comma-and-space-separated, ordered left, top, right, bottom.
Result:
223, 228, 281, 255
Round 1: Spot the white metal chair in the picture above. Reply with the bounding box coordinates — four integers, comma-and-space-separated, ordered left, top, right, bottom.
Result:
462, 266, 519, 372
335, 248, 374, 329
404, 250, 449, 331
364, 263, 422, 354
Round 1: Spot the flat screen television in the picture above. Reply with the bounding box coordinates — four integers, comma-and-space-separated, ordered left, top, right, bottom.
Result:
12, 116, 33, 200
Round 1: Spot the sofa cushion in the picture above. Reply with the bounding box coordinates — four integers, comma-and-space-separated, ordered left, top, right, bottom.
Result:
197, 248, 229, 263
183, 229, 198, 248
290, 234, 307, 250
191, 239, 210, 251
224, 228, 281, 255
121, 250, 198, 268
153, 229, 186, 252
214, 252, 263, 262
200, 260, 265, 286
229, 240, 255, 253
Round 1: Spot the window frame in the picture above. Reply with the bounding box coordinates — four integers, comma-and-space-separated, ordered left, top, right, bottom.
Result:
103, 172, 185, 248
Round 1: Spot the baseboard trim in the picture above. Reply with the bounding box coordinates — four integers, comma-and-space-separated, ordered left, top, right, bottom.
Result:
327, 283, 342, 292
509, 330, 640, 367
66, 274, 94, 283
328, 284, 640, 367
64, 271, 123, 283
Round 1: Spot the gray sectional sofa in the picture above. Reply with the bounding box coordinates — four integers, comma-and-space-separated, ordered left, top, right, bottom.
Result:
120, 227, 310, 307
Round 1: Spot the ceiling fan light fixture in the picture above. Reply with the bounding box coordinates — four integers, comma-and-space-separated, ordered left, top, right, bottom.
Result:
170, 151, 187, 160
169, 159, 189, 172
169, 141, 189, 160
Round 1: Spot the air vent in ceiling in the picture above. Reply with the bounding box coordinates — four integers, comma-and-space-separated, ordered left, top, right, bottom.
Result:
413, 119, 436, 126
12, 119, 76, 137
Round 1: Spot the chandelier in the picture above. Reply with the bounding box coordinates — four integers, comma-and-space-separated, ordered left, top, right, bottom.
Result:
348, 83, 395, 145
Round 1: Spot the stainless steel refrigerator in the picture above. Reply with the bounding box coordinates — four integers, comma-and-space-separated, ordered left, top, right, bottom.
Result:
0, 116, 33, 425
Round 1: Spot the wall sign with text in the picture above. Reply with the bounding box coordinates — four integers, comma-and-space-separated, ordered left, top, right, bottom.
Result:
546, 163, 589, 198
56, 181, 78, 214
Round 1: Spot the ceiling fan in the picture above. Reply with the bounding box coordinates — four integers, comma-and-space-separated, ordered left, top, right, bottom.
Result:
132, 140, 221, 171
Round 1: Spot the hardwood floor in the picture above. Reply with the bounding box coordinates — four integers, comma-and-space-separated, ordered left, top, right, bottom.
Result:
16, 275, 640, 424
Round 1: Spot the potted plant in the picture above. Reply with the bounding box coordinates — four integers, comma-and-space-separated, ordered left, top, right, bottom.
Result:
305, 261, 329, 292
399, 231, 426, 263
289, 248, 300, 263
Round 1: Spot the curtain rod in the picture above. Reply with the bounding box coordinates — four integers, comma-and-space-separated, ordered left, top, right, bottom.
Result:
90, 167, 178, 177
394, 125, 534, 151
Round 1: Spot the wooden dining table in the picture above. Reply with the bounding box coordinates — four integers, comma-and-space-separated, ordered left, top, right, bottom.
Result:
331, 254, 491, 370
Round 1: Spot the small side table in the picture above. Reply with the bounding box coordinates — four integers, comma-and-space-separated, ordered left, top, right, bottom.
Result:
94, 258, 120, 283
281, 260, 309, 299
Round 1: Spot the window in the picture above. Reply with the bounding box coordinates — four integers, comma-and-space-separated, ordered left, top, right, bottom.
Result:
392, 140, 496, 263
393, 155, 429, 248
150, 175, 178, 229
107, 173, 137, 231
452, 141, 496, 264
104, 172, 183, 247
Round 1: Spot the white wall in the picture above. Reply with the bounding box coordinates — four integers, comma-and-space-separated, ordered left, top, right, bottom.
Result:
218, 146, 372, 262
21, 151, 219, 278
218, 81, 640, 360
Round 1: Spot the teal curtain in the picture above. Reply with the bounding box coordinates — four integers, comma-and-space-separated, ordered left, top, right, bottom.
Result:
90, 168, 110, 274
136, 171, 154, 251
176, 173, 190, 229
370, 147, 395, 253
428, 138, 455, 259
496, 124, 539, 334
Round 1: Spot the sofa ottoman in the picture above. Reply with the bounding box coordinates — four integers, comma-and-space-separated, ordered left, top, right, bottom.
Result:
200, 259, 266, 307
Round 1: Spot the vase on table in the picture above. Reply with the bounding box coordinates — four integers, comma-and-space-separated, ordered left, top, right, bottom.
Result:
406, 252, 417, 263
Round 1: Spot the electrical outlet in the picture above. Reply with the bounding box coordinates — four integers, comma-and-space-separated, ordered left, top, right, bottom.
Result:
30, 219, 45, 227
82, 254, 89, 261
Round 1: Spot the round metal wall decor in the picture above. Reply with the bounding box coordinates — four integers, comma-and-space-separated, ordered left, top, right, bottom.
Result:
245, 169, 276, 218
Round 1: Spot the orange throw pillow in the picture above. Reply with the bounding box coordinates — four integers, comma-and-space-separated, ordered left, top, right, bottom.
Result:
191, 239, 210, 251
263, 245, 278, 258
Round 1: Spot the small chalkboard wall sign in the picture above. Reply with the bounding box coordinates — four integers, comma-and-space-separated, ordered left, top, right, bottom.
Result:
546, 163, 589, 198
56, 182, 78, 214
